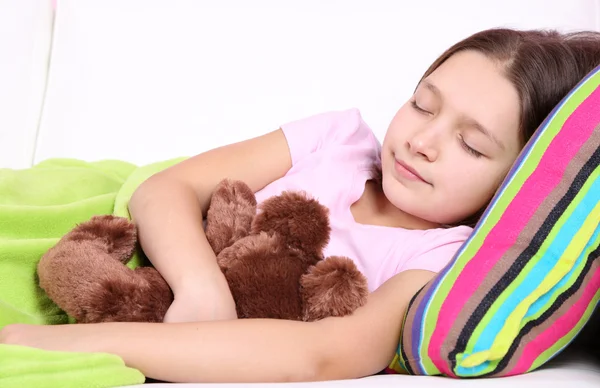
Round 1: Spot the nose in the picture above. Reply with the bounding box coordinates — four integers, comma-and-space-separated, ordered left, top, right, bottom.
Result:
406, 125, 440, 162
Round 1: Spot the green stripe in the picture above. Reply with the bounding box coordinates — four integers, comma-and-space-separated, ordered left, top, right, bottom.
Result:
419, 317, 440, 374
450, 194, 600, 375
424, 69, 595, 313
522, 228, 600, 325
417, 82, 596, 374
465, 222, 600, 376
413, 71, 600, 376
465, 167, 600, 355
529, 287, 600, 372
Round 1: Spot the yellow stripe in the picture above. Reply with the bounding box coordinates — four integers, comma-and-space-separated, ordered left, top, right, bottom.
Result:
461, 198, 600, 368
486, 199, 600, 362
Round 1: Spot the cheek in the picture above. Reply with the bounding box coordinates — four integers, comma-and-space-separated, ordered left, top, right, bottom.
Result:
439, 165, 503, 206
383, 105, 413, 144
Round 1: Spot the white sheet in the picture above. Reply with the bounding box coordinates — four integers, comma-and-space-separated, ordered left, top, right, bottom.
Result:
122, 348, 600, 387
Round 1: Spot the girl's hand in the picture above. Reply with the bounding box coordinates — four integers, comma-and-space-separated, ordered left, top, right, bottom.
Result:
0, 323, 77, 353
163, 268, 237, 323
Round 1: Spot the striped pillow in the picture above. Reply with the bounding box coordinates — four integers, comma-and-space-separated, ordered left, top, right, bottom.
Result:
389, 65, 600, 378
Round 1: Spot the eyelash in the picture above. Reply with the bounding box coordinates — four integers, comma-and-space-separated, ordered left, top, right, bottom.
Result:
410, 99, 484, 158
410, 99, 428, 114
459, 135, 483, 158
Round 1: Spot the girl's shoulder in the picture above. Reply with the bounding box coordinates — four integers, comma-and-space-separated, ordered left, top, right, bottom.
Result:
280, 108, 381, 166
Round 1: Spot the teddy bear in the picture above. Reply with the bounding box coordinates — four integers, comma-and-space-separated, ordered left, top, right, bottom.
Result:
36, 179, 369, 323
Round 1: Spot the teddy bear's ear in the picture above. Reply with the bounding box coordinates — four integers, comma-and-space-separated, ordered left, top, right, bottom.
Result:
63, 215, 138, 263
37, 215, 173, 323
251, 191, 330, 258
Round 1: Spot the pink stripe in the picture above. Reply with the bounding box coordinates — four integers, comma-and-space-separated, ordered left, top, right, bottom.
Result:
507, 269, 600, 376
428, 87, 600, 376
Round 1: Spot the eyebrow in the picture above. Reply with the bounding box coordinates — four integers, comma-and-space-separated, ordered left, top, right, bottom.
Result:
420, 80, 506, 151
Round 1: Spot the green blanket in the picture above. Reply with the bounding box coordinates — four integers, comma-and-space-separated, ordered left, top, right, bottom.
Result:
0, 156, 186, 388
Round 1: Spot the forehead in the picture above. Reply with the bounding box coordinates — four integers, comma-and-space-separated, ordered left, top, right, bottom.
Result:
423, 50, 521, 149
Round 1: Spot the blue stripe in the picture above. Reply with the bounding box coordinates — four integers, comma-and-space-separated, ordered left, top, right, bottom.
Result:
410, 66, 600, 376
477, 69, 600, 229
412, 105, 583, 374
453, 220, 600, 376
525, 224, 600, 319
461, 175, 600, 366
537, 298, 600, 369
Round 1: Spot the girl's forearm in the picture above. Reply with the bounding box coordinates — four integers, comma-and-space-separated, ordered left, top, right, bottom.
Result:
3, 270, 426, 384
76, 319, 324, 383
128, 178, 219, 293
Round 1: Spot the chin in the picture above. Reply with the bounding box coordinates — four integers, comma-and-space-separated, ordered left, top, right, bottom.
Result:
382, 176, 423, 213
381, 174, 450, 226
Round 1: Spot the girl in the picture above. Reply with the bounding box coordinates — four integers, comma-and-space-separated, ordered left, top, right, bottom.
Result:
3, 27, 600, 383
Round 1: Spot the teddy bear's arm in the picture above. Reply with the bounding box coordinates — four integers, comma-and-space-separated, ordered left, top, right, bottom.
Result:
300, 256, 368, 321
205, 179, 257, 255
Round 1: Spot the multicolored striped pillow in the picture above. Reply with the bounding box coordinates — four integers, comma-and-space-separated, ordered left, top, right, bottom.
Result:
389, 64, 600, 378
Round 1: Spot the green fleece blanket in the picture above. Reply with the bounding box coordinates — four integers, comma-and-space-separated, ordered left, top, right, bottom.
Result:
0, 156, 186, 388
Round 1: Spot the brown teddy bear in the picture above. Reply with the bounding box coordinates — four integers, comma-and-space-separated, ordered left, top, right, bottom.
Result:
37, 179, 369, 323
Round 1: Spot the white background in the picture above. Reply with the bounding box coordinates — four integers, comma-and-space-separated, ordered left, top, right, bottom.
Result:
2, 0, 600, 168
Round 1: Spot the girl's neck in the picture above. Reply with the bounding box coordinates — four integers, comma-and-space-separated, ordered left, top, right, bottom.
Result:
351, 180, 441, 230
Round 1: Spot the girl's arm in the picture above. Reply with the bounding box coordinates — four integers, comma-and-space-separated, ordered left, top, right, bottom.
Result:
0, 270, 436, 383
127, 129, 293, 321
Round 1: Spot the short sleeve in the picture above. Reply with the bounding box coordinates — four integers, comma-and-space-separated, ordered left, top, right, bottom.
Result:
400, 226, 473, 273
280, 108, 379, 165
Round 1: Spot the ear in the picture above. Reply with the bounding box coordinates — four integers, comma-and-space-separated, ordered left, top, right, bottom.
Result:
62, 215, 137, 264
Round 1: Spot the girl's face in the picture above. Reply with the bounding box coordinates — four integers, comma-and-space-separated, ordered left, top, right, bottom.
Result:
381, 50, 522, 226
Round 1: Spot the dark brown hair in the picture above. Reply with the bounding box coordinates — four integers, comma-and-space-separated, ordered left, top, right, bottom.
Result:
375, 27, 600, 228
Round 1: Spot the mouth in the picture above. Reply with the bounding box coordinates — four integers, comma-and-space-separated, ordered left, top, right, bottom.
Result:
394, 158, 430, 184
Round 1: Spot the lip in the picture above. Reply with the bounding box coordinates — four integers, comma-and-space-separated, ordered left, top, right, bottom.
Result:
394, 159, 429, 184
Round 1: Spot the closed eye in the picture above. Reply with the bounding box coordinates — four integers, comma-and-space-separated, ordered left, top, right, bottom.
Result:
411, 98, 485, 158
459, 135, 484, 158
410, 100, 430, 115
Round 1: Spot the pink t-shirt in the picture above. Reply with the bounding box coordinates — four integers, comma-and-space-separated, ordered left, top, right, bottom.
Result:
255, 108, 473, 292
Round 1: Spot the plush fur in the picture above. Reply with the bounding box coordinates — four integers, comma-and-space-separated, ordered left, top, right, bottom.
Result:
37, 216, 172, 323
37, 179, 368, 323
